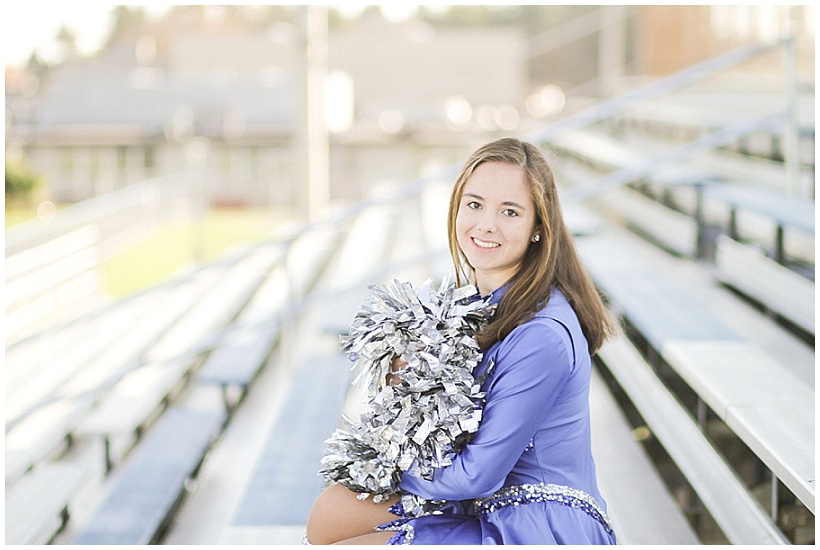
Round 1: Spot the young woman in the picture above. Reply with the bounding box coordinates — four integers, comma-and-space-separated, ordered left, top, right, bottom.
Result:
306, 137, 619, 544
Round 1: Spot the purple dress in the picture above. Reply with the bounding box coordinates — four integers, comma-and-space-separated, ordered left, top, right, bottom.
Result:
375, 285, 616, 545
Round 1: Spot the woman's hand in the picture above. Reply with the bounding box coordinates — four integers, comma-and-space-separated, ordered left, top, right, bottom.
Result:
386, 356, 408, 386
306, 483, 399, 544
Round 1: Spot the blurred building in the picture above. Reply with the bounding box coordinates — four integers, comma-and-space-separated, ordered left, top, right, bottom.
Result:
6, 6, 530, 209
4, 5, 814, 210
326, 9, 528, 201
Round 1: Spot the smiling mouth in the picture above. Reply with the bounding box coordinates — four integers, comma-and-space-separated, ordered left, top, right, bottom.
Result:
472, 237, 500, 249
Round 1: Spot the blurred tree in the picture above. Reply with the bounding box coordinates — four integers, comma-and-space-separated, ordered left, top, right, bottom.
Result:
24, 52, 49, 76
5, 161, 42, 206
104, 5, 148, 48
55, 25, 79, 60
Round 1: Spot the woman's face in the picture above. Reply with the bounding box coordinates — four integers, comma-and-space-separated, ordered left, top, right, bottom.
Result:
455, 161, 537, 294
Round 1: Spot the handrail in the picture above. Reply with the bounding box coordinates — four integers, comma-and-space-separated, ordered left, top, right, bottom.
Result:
559, 113, 787, 204
526, 38, 790, 146
4, 176, 187, 255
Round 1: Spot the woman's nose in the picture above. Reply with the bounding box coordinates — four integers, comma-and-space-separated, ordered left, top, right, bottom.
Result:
476, 212, 497, 233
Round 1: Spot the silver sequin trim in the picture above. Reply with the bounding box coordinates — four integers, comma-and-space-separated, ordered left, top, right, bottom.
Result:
375, 521, 415, 545
473, 482, 613, 533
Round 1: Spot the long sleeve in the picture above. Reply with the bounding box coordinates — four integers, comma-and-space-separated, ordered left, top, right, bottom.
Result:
399, 318, 574, 501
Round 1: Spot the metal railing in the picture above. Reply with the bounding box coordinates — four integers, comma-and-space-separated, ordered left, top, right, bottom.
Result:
527, 38, 792, 145
527, 37, 805, 200
4, 176, 191, 256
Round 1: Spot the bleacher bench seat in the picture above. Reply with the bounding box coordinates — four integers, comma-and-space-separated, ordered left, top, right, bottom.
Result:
72, 406, 225, 545
597, 335, 786, 544
5, 463, 91, 545
589, 369, 699, 544
577, 232, 814, 527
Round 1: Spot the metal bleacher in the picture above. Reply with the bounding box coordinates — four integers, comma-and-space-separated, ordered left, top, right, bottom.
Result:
5, 38, 814, 545
537, 37, 814, 544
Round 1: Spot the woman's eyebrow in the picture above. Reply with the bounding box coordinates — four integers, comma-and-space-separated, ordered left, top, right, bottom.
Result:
501, 201, 527, 210
463, 192, 527, 211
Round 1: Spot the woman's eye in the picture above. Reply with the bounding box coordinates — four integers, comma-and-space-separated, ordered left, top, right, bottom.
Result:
467, 201, 481, 209
502, 208, 519, 217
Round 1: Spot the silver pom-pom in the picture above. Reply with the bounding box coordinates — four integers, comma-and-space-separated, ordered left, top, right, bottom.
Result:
319, 278, 495, 505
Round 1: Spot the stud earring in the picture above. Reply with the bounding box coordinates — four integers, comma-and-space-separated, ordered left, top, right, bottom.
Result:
532, 234, 540, 242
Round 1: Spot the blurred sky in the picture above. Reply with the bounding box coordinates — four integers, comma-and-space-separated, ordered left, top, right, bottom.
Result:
3, 2, 175, 67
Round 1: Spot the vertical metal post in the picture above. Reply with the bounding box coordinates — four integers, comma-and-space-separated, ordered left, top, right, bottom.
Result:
728, 208, 739, 240
774, 224, 786, 264
598, 5, 628, 99
780, 21, 801, 197
104, 437, 112, 476
696, 397, 707, 431
221, 384, 231, 415
306, 5, 330, 222
185, 137, 211, 264
694, 184, 706, 258
771, 472, 780, 522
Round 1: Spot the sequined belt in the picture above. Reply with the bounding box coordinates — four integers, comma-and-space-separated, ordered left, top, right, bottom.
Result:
473, 482, 613, 534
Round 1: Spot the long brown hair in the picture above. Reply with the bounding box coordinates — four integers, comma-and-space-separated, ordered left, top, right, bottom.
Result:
447, 137, 617, 354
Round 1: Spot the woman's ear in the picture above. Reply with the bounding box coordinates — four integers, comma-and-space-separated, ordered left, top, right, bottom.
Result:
531, 223, 543, 243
